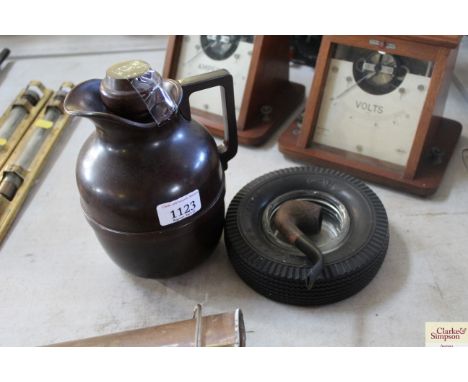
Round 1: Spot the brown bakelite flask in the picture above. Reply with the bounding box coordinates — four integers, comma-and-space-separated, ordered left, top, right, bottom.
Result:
64, 60, 237, 278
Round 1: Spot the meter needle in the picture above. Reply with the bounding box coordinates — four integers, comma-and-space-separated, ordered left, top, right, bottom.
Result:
332, 71, 376, 101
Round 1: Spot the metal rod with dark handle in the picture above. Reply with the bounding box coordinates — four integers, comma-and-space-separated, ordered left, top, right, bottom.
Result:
0, 48, 10, 67
178, 69, 238, 170
273, 200, 324, 289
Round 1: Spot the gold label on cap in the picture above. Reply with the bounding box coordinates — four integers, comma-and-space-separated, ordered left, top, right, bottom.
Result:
106, 60, 150, 80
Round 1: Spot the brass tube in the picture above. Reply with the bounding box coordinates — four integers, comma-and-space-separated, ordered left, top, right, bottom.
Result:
0, 82, 71, 244
15, 107, 61, 170
0, 106, 27, 144
0, 89, 41, 146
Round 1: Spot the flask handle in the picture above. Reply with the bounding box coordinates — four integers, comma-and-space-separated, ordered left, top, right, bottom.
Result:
178, 69, 238, 170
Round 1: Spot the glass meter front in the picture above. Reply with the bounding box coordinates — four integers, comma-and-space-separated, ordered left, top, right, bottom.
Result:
311, 43, 434, 168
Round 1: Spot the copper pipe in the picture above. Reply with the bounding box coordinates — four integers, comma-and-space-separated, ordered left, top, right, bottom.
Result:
48, 308, 245, 347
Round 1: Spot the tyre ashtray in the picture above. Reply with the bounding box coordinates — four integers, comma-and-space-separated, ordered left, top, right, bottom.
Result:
225, 166, 389, 306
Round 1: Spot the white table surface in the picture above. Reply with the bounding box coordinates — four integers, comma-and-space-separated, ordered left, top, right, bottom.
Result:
0, 36, 467, 346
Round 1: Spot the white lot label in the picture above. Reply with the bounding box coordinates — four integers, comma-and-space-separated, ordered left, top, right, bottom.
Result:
156, 189, 202, 226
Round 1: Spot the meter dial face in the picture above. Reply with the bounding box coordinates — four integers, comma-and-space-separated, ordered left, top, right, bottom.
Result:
353, 52, 409, 95
200, 35, 241, 60
176, 35, 254, 118
311, 43, 433, 168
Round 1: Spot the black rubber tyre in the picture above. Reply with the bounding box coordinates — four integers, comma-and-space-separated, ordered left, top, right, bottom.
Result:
225, 166, 389, 306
